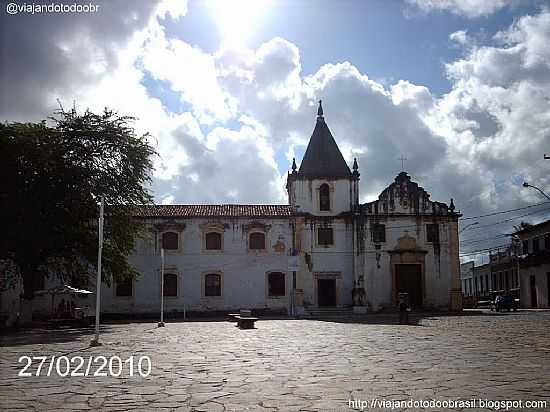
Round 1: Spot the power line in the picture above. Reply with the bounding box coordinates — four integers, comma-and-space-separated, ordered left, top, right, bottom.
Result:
460, 233, 509, 245
459, 200, 550, 221
464, 207, 550, 231
459, 244, 511, 257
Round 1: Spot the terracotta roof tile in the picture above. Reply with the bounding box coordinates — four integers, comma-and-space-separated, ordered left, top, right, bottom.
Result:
135, 204, 294, 218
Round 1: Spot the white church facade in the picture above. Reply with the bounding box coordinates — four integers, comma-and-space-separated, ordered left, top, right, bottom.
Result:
99, 101, 462, 315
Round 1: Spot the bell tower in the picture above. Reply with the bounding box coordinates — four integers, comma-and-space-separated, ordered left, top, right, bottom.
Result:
287, 100, 359, 215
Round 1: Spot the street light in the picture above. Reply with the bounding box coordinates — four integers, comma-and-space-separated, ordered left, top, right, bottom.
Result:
459, 221, 479, 234
522, 182, 550, 201
90, 197, 104, 347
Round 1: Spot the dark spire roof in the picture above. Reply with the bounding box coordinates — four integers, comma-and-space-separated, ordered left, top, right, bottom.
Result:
297, 101, 352, 179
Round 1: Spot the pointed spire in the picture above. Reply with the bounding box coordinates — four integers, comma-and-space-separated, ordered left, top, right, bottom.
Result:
291, 157, 297, 173
352, 157, 360, 179
298, 100, 351, 179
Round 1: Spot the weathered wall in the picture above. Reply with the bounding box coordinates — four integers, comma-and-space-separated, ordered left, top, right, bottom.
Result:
296, 219, 354, 307
100, 217, 293, 314
362, 216, 454, 311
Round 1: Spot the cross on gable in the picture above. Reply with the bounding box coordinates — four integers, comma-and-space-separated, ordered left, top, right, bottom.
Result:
398, 155, 407, 171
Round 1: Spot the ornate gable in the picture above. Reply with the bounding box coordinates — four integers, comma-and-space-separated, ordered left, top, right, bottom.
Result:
365, 172, 452, 216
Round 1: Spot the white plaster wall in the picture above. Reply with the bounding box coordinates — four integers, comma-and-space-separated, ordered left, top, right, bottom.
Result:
297, 220, 354, 307
520, 264, 550, 308
101, 218, 293, 314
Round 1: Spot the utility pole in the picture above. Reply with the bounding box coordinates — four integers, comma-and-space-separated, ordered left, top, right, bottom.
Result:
90, 197, 104, 347
158, 248, 165, 327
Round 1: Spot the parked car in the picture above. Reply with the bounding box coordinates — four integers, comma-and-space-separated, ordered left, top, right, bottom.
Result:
491, 295, 518, 312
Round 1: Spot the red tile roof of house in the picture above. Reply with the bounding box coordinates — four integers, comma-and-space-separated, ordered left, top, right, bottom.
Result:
135, 204, 294, 218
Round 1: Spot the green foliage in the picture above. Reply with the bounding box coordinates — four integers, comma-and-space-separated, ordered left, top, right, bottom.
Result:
0, 108, 157, 298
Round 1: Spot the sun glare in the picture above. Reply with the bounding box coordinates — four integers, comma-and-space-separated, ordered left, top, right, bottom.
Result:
207, 0, 270, 47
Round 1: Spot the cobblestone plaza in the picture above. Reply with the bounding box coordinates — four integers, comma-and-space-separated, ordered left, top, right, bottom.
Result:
1, 311, 549, 411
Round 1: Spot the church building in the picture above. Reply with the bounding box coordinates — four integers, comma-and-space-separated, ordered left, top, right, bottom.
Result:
99, 101, 462, 315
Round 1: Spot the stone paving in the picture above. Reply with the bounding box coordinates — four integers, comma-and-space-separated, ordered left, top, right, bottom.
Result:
1, 311, 550, 411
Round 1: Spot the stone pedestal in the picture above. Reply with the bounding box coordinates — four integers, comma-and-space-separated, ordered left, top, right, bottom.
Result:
294, 289, 304, 306
293, 289, 305, 316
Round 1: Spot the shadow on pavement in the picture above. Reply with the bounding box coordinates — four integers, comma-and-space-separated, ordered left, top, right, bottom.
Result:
0, 325, 113, 347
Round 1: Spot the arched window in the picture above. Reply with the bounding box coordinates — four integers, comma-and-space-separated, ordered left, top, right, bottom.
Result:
205, 232, 222, 250
268, 272, 285, 297
249, 232, 266, 250
319, 184, 330, 211
205, 273, 221, 296
162, 231, 179, 250
163, 273, 178, 297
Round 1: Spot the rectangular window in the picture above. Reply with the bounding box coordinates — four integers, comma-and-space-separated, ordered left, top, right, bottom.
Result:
545, 234, 550, 250
372, 224, 386, 243
116, 279, 132, 297
522, 240, 529, 254
318, 227, 334, 246
268, 272, 285, 297
249, 232, 266, 250
205, 232, 222, 250
533, 237, 540, 252
205, 274, 221, 297
162, 232, 179, 250
163, 273, 178, 297
426, 224, 439, 243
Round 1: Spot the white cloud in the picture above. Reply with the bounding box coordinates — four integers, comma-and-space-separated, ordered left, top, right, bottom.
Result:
3, 0, 550, 252
449, 30, 469, 45
425, 9, 550, 223
407, 0, 518, 18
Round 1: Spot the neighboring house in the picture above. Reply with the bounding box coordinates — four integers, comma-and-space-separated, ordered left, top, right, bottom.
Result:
460, 261, 474, 297
100, 101, 462, 315
514, 220, 550, 308
488, 247, 520, 300
473, 263, 491, 299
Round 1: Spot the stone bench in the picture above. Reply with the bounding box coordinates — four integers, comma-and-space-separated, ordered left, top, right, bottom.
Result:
235, 316, 258, 329
228, 310, 257, 329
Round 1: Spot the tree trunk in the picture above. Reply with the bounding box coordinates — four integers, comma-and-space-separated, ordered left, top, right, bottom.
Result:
20, 263, 36, 323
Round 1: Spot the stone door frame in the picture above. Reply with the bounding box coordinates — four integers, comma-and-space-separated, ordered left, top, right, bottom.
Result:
313, 272, 342, 307
388, 234, 427, 306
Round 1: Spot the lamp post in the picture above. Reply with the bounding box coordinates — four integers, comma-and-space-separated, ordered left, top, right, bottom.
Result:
158, 248, 165, 327
522, 182, 550, 201
90, 197, 104, 347
459, 221, 479, 234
